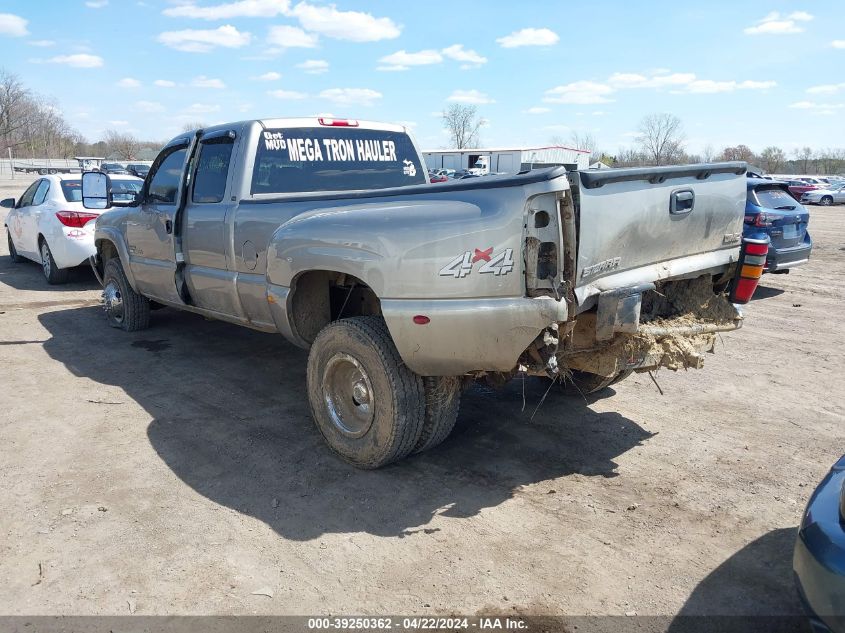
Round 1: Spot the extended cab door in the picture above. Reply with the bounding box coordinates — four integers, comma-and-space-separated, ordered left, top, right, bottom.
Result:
181, 129, 241, 315
126, 140, 190, 304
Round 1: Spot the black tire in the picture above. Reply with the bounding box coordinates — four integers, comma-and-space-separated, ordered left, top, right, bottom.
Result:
39, 238, 69, 285
413, 376, 462, 454
102, 258, 150, 331
7, 230, 24, 263
307, 316, 425, 469
820, 196, 833, 206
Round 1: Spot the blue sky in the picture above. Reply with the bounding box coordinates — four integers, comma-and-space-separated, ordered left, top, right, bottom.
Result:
0, 0, 843, 154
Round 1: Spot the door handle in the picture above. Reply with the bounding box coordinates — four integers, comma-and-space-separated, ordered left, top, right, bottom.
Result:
165, 219, 173, 234
670, 189, 695, 215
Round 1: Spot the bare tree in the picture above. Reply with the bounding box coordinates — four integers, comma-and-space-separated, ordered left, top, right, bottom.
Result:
566, 131, 602, 162
441, 104, 484, 149
720, 144, 756, 163
701, 144, 715, 163
181, 121, 207, 133
103, 129, 140, 160
795, 146, 813, 174
615, 147, 645, 167
759, 146, 785, 173
636, 113, 685, 166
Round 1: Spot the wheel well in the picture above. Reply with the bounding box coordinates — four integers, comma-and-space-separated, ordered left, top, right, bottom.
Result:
289, 270, 381, 344
98, 239, 118, 263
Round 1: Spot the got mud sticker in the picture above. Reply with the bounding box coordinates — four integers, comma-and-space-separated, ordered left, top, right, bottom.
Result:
262, 130, 417, 175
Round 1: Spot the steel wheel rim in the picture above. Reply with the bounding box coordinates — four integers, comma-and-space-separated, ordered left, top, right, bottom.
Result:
322, 352, 375, 438
821, 197, 832, 206
40, 243, 51, 278
103, 280, 125, 324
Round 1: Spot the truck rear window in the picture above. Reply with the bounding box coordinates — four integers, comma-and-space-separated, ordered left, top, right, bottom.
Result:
251, 127, 426, 195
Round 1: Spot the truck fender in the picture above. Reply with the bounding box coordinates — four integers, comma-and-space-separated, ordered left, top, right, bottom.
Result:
95, 226, 140, 292
264, 209, 399, 295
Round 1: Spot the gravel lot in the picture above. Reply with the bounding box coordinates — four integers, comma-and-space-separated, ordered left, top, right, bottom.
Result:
0, 175, 842, 620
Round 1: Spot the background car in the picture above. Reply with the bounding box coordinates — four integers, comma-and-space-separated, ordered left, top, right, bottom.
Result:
744, 178, 812, 273
126, 163, 150, 179
794, 454, 845, 633
3, 174, 143, 284
783, 179, 819, 201
99, 162, 128, 175
428, 171, 448, 183
801, 183, 845, 206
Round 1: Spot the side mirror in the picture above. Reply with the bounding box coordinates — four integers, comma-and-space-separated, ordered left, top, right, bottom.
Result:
82, 171, 111, 209
0, 198, 15, 208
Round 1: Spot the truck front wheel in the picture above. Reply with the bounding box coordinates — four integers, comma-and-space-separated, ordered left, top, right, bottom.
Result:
307, 316, 425, 468
102, 258, 150, 331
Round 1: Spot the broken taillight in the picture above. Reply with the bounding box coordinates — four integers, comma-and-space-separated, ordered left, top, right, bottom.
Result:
56, 211, 99, 228
729, 238, 769, 304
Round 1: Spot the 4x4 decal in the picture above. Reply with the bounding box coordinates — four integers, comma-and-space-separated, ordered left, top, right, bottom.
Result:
439, 248, 514, 278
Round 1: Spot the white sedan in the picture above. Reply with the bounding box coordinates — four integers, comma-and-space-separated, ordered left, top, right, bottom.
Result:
3, 174, 143, 284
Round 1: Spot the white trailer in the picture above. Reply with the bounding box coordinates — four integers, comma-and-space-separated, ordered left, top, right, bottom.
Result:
423, 145, 591, 174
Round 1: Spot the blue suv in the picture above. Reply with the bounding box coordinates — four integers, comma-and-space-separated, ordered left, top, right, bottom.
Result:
744, 178, 812, 273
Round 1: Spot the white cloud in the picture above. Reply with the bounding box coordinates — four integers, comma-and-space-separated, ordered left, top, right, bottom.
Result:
0, 13, 29, 37
290, 2, 400, 42
496, 27, 558, 48
447, 89, 495, 105
85, 0, 109, 7
319, 88, 382, 106
297, 59, 328, 74
807, 82, 845, 94
268, 89, 308, 99
191, 75, 226, 88
266, 24, 318, 48
28, 39, 55, 47
253, 71, 281, 81
441, 44, 487, 69
523, 106, 551, 114
555, 71, 777, 101
832, 40, 845, 49
136, 100, 166, 113
184, 103, 221, 115
154, 79, 176, 87
608, 72, 696, 88
158, 25, 251, 53
544, 81, 615, 104
163, 0, 290, 19
744, 11, 813, 35
116, 77, 141, 88
684, 79, 777, 93
378, 49, 442, 71
789, 101, 844, 110
46, 54, 104, 68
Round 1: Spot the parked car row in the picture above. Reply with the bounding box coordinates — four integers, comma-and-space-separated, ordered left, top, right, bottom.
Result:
99, 162, 150, 179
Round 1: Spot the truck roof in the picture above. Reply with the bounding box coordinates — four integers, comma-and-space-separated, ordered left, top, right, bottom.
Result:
169, 117, 411, 148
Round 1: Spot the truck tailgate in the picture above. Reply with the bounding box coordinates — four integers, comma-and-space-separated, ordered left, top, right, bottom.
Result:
573, 163, 747, 304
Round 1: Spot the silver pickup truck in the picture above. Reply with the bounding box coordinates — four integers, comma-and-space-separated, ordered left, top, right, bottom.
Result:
81, 117, 765, 468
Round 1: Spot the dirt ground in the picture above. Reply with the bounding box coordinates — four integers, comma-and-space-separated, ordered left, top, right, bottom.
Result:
0, 175, 842, 620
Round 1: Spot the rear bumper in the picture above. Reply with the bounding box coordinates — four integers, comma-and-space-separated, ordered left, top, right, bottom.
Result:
381, 296, 568, 375
793, 458, 845, 633
767, 239, 812, 272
